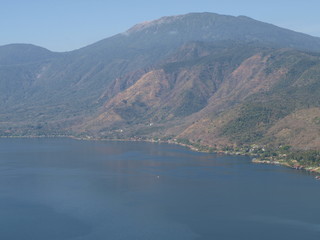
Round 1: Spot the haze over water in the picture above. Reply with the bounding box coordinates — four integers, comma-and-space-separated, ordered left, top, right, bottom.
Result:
0, 138, 319, 240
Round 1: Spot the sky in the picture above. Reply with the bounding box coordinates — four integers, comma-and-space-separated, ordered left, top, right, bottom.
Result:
1, 0, 320, 52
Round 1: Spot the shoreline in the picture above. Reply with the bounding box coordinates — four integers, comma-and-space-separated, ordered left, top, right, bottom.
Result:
251, 157, 320, 176
1, 134, 320, 179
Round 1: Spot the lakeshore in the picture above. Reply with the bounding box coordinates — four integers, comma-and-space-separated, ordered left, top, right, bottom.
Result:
84, 136, 320, 179
1, 134, 320, 179
251, 157, 320, 177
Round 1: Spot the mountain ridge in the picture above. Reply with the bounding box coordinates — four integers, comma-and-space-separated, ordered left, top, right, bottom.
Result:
3, 12, 320, 53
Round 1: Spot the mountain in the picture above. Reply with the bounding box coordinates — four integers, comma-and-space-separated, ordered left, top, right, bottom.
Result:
0, 12, 320, 152
78, 42, 320, 151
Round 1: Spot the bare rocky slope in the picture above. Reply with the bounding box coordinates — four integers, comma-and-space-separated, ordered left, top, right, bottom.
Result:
78, 44, 320, 151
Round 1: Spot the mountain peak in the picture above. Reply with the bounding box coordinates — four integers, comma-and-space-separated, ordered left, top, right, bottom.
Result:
125, 14, 185, 34
125, 12, 229, 34
119, 12, 320, 53
126, 12, 254, 32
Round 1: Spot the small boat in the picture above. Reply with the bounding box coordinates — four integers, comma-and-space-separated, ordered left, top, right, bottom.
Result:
315, 176, 320, 180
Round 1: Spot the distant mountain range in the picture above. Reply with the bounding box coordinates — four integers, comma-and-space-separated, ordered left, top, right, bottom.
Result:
1, 12, 320, 151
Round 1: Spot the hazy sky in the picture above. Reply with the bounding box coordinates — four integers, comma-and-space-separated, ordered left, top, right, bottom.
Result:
1, 0, 320, 52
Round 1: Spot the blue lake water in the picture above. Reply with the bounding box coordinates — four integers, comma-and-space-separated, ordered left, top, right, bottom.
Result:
0, 137, 319, 240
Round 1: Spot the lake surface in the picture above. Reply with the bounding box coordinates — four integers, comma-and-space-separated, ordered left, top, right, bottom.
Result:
0, 138, 319, 240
